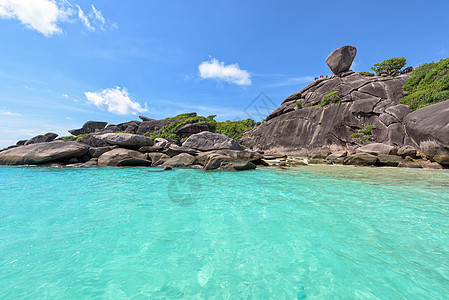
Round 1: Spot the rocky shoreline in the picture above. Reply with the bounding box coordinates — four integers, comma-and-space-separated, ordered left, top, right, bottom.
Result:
1, 45, 448, 171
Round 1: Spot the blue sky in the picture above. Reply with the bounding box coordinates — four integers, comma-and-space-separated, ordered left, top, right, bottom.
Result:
1, 0, 448, 148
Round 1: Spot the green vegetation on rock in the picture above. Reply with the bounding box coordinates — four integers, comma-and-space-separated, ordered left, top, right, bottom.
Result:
349, 124, 374, 144
359, 71, 374, 76
295, 100, 302, 109
75, 133, 88, 141
371, 57, 406, 76
145, 112, 255, 141
319, 89, 340, 107
400, 58, 449, 110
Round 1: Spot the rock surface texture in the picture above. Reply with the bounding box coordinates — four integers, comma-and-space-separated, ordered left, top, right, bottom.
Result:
326, 45, 357, 75
183, 132, 243, 151
96, 133, 154, 148
241, 72, 410, 154
403, 100, 449, 165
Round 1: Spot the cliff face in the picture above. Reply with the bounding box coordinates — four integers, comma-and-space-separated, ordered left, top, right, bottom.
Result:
240, 72, 412, 154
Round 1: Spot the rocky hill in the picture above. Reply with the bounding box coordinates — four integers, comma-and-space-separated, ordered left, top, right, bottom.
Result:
241, 46, 449, 168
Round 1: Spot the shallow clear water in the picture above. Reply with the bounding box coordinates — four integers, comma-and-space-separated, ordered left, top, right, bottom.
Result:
1, 165, 449, 299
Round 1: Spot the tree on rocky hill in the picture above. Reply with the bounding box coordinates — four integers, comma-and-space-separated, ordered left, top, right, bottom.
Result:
371, 57, 407, 76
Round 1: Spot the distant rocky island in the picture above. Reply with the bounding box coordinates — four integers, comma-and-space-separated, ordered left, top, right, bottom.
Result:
1, 46, 448, 170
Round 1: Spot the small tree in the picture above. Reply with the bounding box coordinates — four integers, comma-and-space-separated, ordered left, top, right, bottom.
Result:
371, 57, 407, 76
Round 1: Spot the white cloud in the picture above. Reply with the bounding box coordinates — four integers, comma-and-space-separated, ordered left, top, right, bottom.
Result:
1, 110, 22, 117
198, 57, 251, 86
85, 87, 148, 115
0, 0, 112, 36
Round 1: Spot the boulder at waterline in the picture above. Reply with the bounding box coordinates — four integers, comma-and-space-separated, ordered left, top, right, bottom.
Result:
325, 45, 357, 75
89, 146, 118, 158
356, 143, 397, 156
183, 132, 244, 151
162, 153, 198, 168
0, 141, 89, 165
146, 153, 170, 166
343, 153, 378, 166
203, 155, 256, 171
196, 150, 262, 165
403, 100, 449, 165
96, 133, 154, 148
98, 148, 149, 166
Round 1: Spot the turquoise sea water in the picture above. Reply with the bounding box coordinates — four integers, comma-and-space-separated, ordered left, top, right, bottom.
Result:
1, 165, 449, 299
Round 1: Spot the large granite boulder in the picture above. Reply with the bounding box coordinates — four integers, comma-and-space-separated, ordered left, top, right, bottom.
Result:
0, 141, 89, 165
24, 135, 51, 145
96, 133, 154, 148
98, 148, 149, 166
77, 133, 110, 147
183, 132, 244, 151
175, 123, 210, 138
203, 155, 256, 171
146, 153, 170, 166
356, 143, 396, 156
162, 153, 198, 168
241, 72, 410, 154
403, 100, 449, 165
326, 45, 357, 75
136, 119, 178, 135
69, 121, 108, 136
196, 150, 262, 165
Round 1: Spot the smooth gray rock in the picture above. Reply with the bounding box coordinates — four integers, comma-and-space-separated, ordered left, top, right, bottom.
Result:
397, 145, 418, 159
0, 141, 89, 165
136, 119, 178, 135
385, 104, 412, 122
203, 155, 256, 171
96, 133, 154, 148
89, 146, 118, 158
78, 133, 110, 147
69, 121, 108, 136
98, 148, 148, 166
183, 132, 243, 151
325, 45, 357, 75
175, 123, 210, 138
146, 153, 170, 166
356, 143, 396, 156
24, 135, 51, 145
343, 153, 378, 166
403, 100, 449, 164
162, 153, 198, 168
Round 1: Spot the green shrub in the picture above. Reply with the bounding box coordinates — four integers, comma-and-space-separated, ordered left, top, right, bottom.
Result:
371, 57, 406, 76
304, 103, 314, 108
62, 135, 76, 140
295, 100, 302, 109
75, 133, 88, 141
400, 58, 449, 110
144, 112, 255, 141
319, 89, 340, 107
359, 71, 375, 76
348, 124, 374, 144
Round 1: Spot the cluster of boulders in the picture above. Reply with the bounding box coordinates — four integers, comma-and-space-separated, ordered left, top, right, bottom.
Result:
0, 121, 262, 171
241, 45, 449, 170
